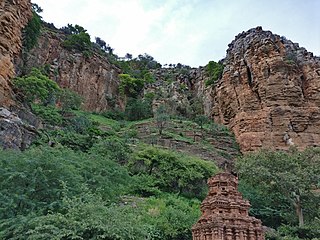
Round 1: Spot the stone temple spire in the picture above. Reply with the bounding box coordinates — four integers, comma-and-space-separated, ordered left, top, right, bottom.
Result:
192, 172, 264, 240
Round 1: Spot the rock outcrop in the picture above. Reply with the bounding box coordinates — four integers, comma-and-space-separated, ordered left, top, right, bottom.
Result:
192, 172, 264, 240
19, 29, 122, 112
0, 0, 32, 107
0, 107, 39, 150
0, 0, 39, 150
213, 27, 320, 152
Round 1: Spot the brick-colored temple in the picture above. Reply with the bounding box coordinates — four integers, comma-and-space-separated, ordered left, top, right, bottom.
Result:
192, 172, 264, 240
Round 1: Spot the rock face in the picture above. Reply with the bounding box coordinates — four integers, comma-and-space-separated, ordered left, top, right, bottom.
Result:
147, 67, 214, 117
0, 0, 32, 107
213, 27, 320, 152
192, 172, 264, 240
0, 107, 39, 150
19, 29, 122, 112
0, 0, 39, 150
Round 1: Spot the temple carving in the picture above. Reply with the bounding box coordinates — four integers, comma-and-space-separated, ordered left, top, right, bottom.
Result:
192, 172, 264, 240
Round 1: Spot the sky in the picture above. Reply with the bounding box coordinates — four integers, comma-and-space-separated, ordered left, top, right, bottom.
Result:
33, 0, 320, 67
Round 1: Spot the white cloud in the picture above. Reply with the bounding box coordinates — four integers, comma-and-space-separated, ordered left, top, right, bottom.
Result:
34, 0, 320, 67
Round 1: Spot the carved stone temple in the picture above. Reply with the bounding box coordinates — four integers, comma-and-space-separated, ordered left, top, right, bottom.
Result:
192, 172, 264, 240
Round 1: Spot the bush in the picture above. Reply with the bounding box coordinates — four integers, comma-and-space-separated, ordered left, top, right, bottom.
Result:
205, 61, 224, 86
125, 98, 153, 121
128, 146, 218, 199
58, 89, 83, 112
31, 104, 63, 125
62, 25, 92, 52
119, 74, 145, 98
13, 68, 60, 105
102, 108, 125, 120
23, 11, 42, 51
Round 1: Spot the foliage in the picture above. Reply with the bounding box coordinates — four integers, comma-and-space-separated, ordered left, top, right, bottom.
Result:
23, 11, 42, 51
128, 145, 218, 199
90, 136, 132, 164
58, 88, 83, 112
236, 148, 320, 227
13, 68, 60, 105
31, 104, 63, 125
194, 115, 210, 130
205, 61, 224, 86
62, 24, 92, 52
141, 195, 201, 240
155, 104, 169, 135
0, 147, 130, 219
102, 108, 126, 120
125, 98, 153, 121
119, 74, 145, 98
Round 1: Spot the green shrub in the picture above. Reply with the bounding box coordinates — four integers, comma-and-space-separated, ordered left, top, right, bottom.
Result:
13, 68, 60, 105
23, 11, 42, 51
205, 61, 224, 86
125, 98, 153, 121
128, 146, 218, 199
90, 136, 132, 164
119, 74, 145, 98
31, 104, 63, 125
102, 108, 125, 120
58, 89, 83, 112
62, 26, 92, 52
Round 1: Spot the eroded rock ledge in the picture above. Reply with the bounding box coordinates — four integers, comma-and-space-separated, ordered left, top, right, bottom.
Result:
212, 26, 320, 152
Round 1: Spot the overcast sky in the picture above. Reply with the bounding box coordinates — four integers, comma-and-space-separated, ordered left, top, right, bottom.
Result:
33, 0, 320, 67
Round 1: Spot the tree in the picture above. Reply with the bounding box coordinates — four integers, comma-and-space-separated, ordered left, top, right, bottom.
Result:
194, 115, 209, 139
95, 37, 106, 49
62, 25, 91, 52
155, 105, 169, 135
236, 148, 320, 227
128, 146, 218, 198
124, 98, 152, 121
23, 11, 42, 51
205, 61, 224, 86
13, 68, 60, 105
119, 74, 144, 98
125, 53, 133, 60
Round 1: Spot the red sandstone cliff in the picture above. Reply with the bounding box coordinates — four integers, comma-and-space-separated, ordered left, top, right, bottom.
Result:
0, 0, 32, 107
19, 29, 122, 112
212, 27, 320, 152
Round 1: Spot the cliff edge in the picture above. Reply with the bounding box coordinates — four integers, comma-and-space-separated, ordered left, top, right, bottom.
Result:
213, 27, 320, 152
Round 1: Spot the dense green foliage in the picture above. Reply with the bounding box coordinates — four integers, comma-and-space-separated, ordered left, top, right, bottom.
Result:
13, 68, 60, 105
62, 24, 92, 52
0, 137, 208, 239
119, 74, 145, 98
128, 146, 218, 199
236, 148, 320, 239
58, 88, 83, 112
205, 61, 224, 86
23, 11, 42, 51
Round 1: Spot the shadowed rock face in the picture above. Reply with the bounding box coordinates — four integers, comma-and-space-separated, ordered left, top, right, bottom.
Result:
18, 30, 122, 112
0, 0, 32, 107
212, 27, 320, 152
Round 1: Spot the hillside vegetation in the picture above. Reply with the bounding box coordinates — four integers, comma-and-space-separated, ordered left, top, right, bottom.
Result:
2, 7, 320, 239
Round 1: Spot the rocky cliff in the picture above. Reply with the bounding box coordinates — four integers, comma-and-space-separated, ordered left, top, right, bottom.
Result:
19, 28, 122, 112
212, 27, 320, 152
0, 0, 39, 150
0, 0, 32, 107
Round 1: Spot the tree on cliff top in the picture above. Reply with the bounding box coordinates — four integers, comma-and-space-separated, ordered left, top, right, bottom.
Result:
236, 148, 320, 227
62, 24, 91, 52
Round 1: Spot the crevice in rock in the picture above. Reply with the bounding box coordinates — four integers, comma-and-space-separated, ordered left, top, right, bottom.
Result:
300, 75, 306, 99
246, 66, 253, 87
233, 86, 241, 109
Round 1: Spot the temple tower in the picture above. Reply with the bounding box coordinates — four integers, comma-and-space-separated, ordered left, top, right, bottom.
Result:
192, 172, 264, 240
